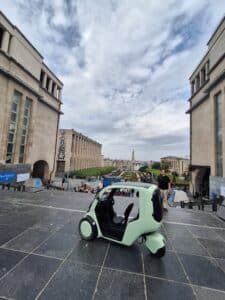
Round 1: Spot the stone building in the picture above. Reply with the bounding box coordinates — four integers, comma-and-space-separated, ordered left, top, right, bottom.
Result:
160, 156, 190, 176
56, 129, 102, 175
187, 16, 225, 195
103, 158, 113, 167
0, 11, 63, 182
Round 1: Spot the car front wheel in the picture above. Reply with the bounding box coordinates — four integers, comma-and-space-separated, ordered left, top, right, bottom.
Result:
79, 217, 97, 241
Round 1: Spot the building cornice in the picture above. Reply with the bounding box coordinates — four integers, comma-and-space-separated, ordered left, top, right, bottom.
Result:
0, 50, 62, 103
187, 68, 225, 114
204, 68, 225, 93
187, 79, 209, 102
186, 93, 209, 114
208, 52, 225, 75
0, 66, 63, 115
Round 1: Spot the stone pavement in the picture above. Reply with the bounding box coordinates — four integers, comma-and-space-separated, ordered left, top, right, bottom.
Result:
0, 190, 225, 300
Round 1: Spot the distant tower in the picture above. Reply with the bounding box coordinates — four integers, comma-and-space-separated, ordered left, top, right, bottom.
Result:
132, 149, 135, 162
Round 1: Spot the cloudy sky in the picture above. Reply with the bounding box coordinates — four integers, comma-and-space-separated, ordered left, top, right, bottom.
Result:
2, 1, 225, 160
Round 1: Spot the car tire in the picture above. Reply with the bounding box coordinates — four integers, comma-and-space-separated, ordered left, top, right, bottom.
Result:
79, 217, 97, 241
150, 246, 166, 258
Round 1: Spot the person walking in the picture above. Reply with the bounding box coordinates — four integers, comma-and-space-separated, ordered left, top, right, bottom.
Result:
157, 169, 171, 212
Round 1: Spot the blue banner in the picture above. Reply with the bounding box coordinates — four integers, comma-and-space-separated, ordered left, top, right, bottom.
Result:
0, 171, 17, 183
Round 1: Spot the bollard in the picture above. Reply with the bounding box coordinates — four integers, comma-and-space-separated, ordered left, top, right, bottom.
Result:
188, 202, 193, 209
212, 202, 217, 212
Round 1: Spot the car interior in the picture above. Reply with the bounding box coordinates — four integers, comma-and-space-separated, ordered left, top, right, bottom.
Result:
95, 188, 139, 240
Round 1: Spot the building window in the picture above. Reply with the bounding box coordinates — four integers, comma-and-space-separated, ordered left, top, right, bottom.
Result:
6, 91, 21, 163
201, 67, 206, 85
51, 82, 55, 95
0, 27, 4, 49
46, 76, 50, 90
215, 92, 223, 177
19, 98, 32, 163
191, 80, 195, 95
40, 70, 45, 86
195, 74, 200, 91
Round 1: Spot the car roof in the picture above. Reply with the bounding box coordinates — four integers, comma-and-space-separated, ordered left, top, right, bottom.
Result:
109, 181, 156, 190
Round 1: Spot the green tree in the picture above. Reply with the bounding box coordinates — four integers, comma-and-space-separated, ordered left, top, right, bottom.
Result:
151, 162, 161, 169
139, 165, 149, 172
160, 162, 170, 171
171, 171, 179, 183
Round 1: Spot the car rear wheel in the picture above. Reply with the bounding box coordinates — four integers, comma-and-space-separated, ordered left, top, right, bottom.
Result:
79, 217, 97, 241
150, 246, 166, 258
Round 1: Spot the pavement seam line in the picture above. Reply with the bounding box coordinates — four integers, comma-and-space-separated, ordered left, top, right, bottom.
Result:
34, 243, 77, 300
0, 246, 63, 261
163, 224, 199, 300
164, 220, 225, 230
91, 243, 110, 300
190, 229, 225, 276
0, 227, 31, 248
141, 252, 148, 300
10, 201, 87, 213
0, 220, 66, 284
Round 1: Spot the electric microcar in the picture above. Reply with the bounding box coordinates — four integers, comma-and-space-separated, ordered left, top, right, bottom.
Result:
79, 182, 166, 257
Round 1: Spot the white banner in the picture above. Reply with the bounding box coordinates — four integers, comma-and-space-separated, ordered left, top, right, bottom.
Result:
17, 173, 30, 182
220, 186, 225, 197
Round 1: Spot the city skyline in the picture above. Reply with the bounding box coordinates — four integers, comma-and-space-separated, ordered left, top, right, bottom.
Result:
2, 1, 225, 160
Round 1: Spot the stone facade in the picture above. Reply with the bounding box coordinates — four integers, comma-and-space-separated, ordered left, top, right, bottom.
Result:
187, 16, 225, 195
160, 156, 190, 176
0, 11, 63, 182
55, 129, 102, 175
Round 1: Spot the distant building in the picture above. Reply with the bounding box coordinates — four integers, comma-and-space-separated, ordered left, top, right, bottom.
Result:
160, 156, 190, 176
0, 11, 63, 182
103, 158, 113, 167
56, 129, 102, 176
187, 16, 225, 195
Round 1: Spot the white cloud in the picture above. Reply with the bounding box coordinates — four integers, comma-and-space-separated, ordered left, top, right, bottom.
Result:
1, 0, 225, 160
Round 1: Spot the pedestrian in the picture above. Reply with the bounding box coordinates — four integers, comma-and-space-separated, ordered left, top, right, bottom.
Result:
62, 175, 66, 187
157, 169, 171, 212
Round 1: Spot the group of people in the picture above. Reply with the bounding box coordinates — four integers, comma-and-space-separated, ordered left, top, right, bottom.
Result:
74, 183, 95, 193
61, 169, 171, 211
140, 172, 154, 183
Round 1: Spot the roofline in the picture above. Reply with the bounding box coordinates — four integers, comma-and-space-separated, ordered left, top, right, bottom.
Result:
0, 11, 43, 59
160, 156, 189, 160
42, 63, 63, 86
59, 128, 102, 146
189, 51, 209, 80
207, 15, 225, 46
0, 11, 63, 86
189, 15, 225, 80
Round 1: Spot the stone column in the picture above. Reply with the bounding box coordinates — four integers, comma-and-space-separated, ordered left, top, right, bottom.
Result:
53, 84, 57, 97
58, 89, 62, 100
48, 79, 53, 93
1, 30, 10, 52
205, 61, 209, 80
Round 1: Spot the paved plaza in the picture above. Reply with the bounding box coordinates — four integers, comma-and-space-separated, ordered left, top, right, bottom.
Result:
0, 190, 225, 299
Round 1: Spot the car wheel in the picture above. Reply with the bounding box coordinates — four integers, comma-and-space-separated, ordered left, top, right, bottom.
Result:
79, 217, 97, 241
150, 246, 166, 258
